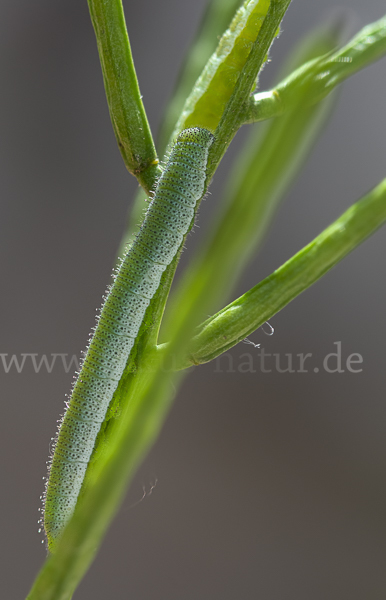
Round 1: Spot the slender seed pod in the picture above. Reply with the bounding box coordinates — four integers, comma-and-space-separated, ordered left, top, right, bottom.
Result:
43, 127, 215, 552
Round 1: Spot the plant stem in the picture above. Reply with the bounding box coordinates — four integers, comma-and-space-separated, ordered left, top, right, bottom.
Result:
87, 0, 160, 193
172, 0, 272, 140
209, 0, 292, 177
158, 0, 244, 153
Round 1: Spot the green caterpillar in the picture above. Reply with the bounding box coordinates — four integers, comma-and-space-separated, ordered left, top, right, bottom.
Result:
42, 127, 215, 551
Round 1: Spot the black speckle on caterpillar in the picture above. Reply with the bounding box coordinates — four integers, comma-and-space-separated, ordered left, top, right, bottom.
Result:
42, 127, 215, 551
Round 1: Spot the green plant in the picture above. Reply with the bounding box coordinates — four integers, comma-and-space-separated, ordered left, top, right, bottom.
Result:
27, 1, 386, 598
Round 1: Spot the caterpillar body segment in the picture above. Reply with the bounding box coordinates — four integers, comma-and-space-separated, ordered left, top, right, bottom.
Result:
43, 128, 214, 551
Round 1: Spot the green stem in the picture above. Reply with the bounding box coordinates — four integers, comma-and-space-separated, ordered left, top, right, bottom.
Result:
209, 0, 292, 177
172, 178, 386, 368
158, 0, 244, 154
171, 0, 272, 140
244, 14, 386, 123
87, 0, 160, 192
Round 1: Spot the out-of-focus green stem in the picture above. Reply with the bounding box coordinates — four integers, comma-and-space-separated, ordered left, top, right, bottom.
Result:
171, 178, 386, 369
244, 14, 386, 123
87, 0, 160, 193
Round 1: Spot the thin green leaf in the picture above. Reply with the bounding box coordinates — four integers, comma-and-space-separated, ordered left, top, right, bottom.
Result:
174, 178, 386, 368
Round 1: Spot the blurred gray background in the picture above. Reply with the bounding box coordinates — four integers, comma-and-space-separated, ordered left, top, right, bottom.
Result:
1, 1, 386, 598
